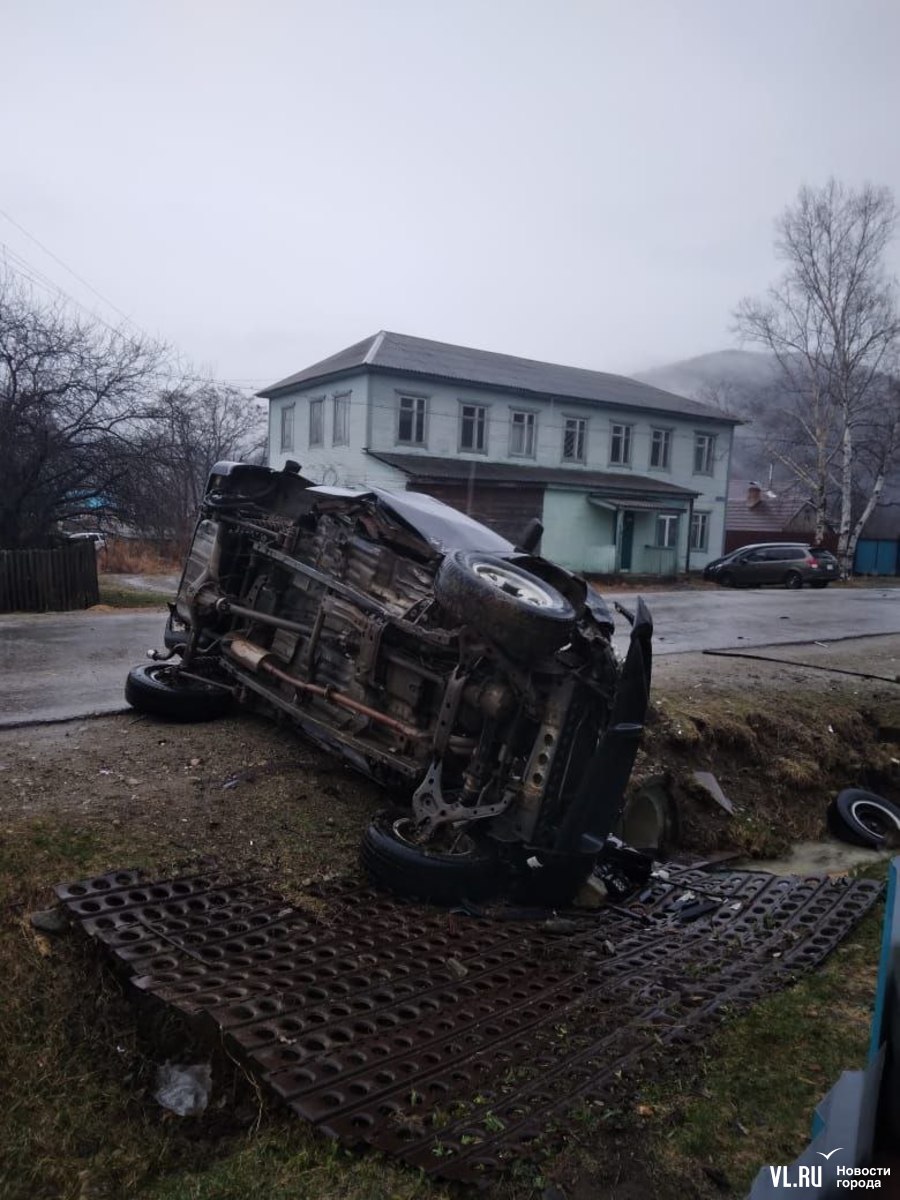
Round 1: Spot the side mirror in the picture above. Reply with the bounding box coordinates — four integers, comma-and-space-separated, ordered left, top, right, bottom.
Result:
516, 517, 543, 554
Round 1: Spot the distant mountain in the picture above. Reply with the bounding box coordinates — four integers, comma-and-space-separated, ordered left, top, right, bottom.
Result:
636, 350, 778, 401
635, 350, 782, 479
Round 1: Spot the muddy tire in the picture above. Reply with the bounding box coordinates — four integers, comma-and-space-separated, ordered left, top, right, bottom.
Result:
784, 570, 803, 589
360, 810, 502, 904
125, 663, 232, 722
435, 550, 575, 659
827, 788, 900, 848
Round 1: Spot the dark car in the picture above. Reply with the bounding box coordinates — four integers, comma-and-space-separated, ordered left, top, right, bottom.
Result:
703, 542, 839, 588
125, 461, 653, 905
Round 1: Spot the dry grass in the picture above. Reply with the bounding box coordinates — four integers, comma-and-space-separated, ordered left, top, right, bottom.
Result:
101, 537, 181, 575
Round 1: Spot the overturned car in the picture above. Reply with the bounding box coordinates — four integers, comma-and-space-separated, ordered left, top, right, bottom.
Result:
126, 461, 652, 905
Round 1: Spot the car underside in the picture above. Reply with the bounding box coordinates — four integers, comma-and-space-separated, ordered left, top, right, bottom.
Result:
126, 461, 653, 906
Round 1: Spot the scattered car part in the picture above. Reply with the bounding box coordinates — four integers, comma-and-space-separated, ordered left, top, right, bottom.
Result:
692, 770, 736, 816
615, 776, 677, 853
55, 864, 882, 1185
827, 788, 900, 848
126, 462, 650, 904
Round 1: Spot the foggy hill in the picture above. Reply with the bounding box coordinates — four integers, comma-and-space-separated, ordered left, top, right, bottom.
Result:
635, 350, 781, 479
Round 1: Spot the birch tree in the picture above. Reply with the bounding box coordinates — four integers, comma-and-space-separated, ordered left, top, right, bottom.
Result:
735, 180, 900, 569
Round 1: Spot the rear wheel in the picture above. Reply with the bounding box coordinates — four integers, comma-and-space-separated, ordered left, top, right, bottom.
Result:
435, 550, 575, 659
360, 810, 502, 904
784, 570, 803, 589
125, 663, 232, 722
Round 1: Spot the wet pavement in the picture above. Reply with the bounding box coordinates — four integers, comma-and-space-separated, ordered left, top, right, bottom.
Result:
0, 585, 897, 727
0, 610, 164, 727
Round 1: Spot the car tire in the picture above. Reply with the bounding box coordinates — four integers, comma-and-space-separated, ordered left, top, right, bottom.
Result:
435, 550, 575, 659
784, 570, 803, 589
360, 810, 502, 904
718, 571, 735, 588
826, 788, 900, 848
125, 663, 232, 722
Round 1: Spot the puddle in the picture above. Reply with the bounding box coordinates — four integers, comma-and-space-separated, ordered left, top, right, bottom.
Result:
748, 838, 893, 877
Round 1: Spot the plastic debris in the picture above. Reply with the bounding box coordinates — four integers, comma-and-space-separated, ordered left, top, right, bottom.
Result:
692, 770, 736, 815
153, 1061, 212, 1116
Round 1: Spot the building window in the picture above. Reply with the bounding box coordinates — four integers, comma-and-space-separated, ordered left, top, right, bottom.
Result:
656, 513, 679, 548
610, 423, 632, 465
562, 417, 586, 462
459, 403, 487, 452
280, 403, 295, 451
332, 393, 349, 446
694, 432, 716, 474
398, 394, 427, 445
650, 428, 671, 470
510, 410, 536, 457
690, 511, 710, 551
309, 397, 324, 447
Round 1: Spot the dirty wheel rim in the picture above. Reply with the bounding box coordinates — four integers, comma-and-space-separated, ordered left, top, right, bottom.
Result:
391, 817, 478, 858
849, 799, 900, 840
469, 561, 555, 607
785, 571, 802, 589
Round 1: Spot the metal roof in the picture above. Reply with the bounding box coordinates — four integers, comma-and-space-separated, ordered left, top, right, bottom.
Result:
259, 331, 739, 423
368, 451, 699, 497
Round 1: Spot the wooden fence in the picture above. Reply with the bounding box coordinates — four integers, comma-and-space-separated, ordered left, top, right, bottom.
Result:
0, 541, 100, 612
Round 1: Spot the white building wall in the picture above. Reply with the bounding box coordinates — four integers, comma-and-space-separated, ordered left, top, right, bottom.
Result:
267, 373, 404, 489
265, 368, 732, 569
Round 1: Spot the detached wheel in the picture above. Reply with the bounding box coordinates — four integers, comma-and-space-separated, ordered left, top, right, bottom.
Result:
435, 550, 575, 659
784, 570, 803, 589
360, 810, 502, 904
125, 663, 232, 722
827, 788, 900, 848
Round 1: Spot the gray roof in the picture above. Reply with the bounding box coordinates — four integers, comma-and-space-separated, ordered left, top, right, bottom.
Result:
259, 330, 738, 423
368, 451, 699, 498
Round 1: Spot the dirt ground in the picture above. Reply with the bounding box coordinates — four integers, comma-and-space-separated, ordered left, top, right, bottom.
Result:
2, 635, 899, 1200
2, 635, 899, 898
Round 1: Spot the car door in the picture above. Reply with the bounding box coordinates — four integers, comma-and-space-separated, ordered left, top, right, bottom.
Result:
738, 548, 767, 585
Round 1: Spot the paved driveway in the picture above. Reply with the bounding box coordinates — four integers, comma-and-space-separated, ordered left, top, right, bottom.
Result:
0, 586, 898, 727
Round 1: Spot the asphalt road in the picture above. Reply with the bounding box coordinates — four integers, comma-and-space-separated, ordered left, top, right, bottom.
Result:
608, 583, 900, 657
0, 585, 898, 727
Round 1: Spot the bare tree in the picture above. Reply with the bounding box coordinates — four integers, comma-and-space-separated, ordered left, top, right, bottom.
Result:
735, 180, 900, 570
0, 271, 165, 549
116, 381, 267, 548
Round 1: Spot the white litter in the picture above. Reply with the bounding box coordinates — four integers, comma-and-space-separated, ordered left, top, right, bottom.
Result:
153, 1061, 212, 1116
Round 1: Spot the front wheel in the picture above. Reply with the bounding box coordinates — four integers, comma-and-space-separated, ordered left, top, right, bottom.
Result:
125, 663, 232, 722
718, 571, 735, 588
784, 570, 803, 589
435, 550, 575, 659
360, 810, 502, 904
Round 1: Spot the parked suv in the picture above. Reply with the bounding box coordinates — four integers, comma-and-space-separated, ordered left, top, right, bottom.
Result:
703, 543, 839, 588
125, 461, 653, 905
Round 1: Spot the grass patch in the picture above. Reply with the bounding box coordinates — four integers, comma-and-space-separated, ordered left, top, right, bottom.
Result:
96, 583, 173, 608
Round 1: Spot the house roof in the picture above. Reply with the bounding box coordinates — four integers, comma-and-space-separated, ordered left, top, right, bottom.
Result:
368, 451, 699, 499
259, 331, 739, 424
725, 479, 812, 533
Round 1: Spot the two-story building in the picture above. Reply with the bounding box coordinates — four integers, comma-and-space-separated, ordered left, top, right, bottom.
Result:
260, 331, 739, 576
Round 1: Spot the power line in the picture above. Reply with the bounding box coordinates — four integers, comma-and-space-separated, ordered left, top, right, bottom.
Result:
0, 206, 137, 329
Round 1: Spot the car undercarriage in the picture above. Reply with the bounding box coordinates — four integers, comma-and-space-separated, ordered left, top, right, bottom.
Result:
126, 460, 653, 905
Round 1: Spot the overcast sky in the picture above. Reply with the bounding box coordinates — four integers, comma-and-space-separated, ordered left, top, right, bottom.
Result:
3, 0, 899, 391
